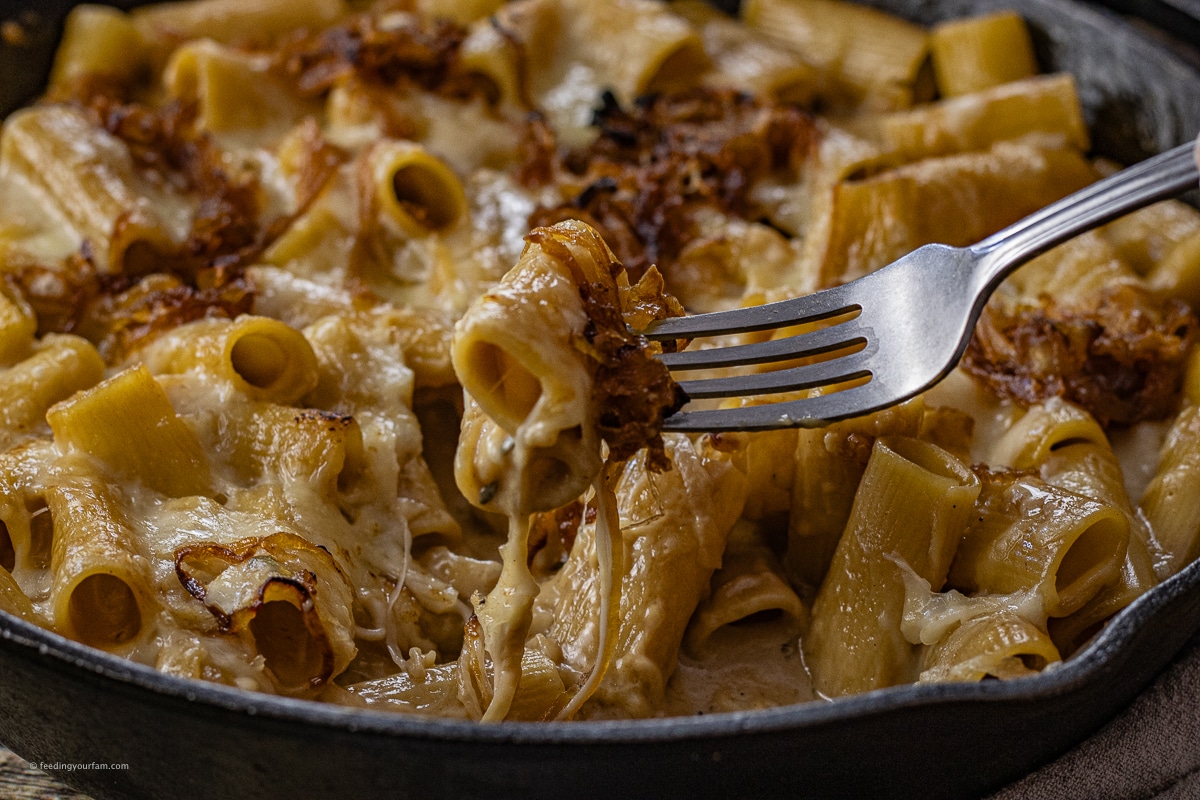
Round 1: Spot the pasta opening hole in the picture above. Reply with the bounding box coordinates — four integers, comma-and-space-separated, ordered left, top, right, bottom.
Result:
1054, 518, 1125, 611
1049, 436, 1093, 452
912, 58, 937, 105
883, 436, 973, 485
250, 598, 325, 689
69, 574, 142, 648
527, 453, 570, 496
230, 333, 288, 390
27, 503, 53, 571
0, 521, 13, 573
731, 608, 785, 627
118, 239, 162, 277
468, 342, 542, 429
1018, 653, 1048, 671
392, 165, 462, 232
337, 421, 368, 498
1053, 617, 1106, 657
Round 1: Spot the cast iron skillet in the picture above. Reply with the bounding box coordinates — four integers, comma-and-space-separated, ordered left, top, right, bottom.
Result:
1, 1, 1199, 798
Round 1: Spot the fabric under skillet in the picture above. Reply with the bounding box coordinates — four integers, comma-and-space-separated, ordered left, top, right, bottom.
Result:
990, 633, 1200, 800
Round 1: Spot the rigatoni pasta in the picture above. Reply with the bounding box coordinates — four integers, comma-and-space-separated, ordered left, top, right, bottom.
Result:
805, 437, 980, 696
0, 0, 1195, 722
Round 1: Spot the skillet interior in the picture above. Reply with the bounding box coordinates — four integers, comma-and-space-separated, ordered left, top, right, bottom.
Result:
0, 1, 1198, 798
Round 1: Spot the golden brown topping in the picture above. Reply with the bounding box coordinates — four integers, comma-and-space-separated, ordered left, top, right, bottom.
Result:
526, 224, 686, 468
526, 88, 815, 280
13, 254, 255, 362
964, 284, 1197, 426
516, 112, 558, 189
283, 117, 348, 211
22, 83, 352, 360
41, 79, 263, 271
271, 14, 491, 101
56, 77, 344, 272
90, 272, 255, 362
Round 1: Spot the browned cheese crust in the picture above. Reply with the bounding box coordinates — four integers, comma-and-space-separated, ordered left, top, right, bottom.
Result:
8, 78, 353, 362
964, 284, 1197, 426
524, 225, 686, 470
523, 87, 816, 281
271, 14, 493, 108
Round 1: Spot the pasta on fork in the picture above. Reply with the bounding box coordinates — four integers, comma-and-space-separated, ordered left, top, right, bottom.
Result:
0, 0, 1197, 719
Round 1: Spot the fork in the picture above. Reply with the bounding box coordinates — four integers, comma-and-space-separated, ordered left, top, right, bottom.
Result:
644, 140, 1200, 432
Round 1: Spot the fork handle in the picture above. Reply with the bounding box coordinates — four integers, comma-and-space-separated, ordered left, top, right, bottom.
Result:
970, 138, 1200, 295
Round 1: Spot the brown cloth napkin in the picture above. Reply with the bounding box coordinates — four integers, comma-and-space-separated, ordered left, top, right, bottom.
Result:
990, 635, 1200, 800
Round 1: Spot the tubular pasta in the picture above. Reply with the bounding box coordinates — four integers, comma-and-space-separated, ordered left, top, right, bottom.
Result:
0, 0, 1197, 722
805, 437, 980, 697
46, 461, 159, 652
685, 521, 804, 656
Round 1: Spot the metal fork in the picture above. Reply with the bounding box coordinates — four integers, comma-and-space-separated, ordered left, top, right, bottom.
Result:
644, 140, 1200, 432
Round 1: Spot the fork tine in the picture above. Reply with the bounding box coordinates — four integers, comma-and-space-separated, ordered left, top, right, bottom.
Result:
663, 380, 892, 432
675, 344, 875, 399
642, 284, 859, 340
658, 317, 866, 371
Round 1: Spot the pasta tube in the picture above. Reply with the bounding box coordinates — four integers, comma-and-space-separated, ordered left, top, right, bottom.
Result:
1049, 531, 1157, 655
46, 462, 159, 651
920, 612, 1061, 682
220, 402, 366, 501
0, 441, 56, 584
1008, 422, 1155, 654
930, 11, 1038, 97
133, 316, 319, 405
368, 141, 469, 238
174, 532, 356, 693
0, 563, 33, 621
785, 397, 925, 587
805, 437, 980, 697
48, 364, 212, 499
453, 219, 681, 515
877, 74, 1088, 162
350, 638, 563, 721
1149, 230, 1200, 310
0, 335, 105, 449
477, 0, 706, 142
132, 0, 344, 45
0, 285, 36, 368
672, 0, 817, 104
744, 0, 929, 111
0, 106, 189, 274
1002, 231, 1140, 304
164, 40, 318, 141
1140, 405, 1200, 575
988, 398, 1108, 470
549, 436, 747, 718
948, 471, 1128, 618
818, 141, 1096, 284
49, 5, 148, 89
1104, 199, 1200, 275
685, 521, 804, 656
